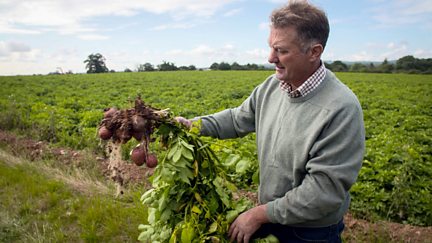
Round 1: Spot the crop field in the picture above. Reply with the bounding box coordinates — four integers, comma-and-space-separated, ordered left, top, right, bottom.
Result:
0, 71, 431, 241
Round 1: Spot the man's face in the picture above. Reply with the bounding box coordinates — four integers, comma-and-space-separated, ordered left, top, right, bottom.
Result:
268, 26, 313, 87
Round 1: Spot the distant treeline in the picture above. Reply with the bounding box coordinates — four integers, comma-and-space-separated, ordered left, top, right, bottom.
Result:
208, 62, 268, 70
326, 55, 432, 74
129, 55, 432, 74
65, 53, 432, 75
126, 61, 269, 72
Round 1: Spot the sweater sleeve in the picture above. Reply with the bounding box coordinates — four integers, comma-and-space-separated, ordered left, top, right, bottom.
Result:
266, 100, 365, 225
199, 86, 258, 139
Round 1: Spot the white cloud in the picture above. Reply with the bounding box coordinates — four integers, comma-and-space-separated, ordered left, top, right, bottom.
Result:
321, 51, 335, 61
57, 25, 98, 36
78, 34, 110, 41
0, 43, 87, 75
0, 42, 269, 75
115, 44, 271, 71
267, 0, 286, 3
414, 49, 432, 59
151, 22, 197, 31
386, 42, 396, 49
342, 41, 416, 61
0, 0, 240, 36
0, 62, 50, 75
0, 22, 41, 34
6, 42, 31, 53
380, 42, 408, 60
224, 8, 242, 17
259, 22, 270, 30
6, 49, 41, 62
164, 44, 236, 61
191, 45, 216, 55
222, 44, 235, 50
49, 48, 81, 65
398, 0, 432, 15
350, 51, 374, 62
245, 48, 268, 59
0, 41, 38, 60
370, 0, 432, 28
153, 44, 269, 67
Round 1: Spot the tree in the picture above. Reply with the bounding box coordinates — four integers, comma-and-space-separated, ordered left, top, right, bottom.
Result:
367, 62, 376, 73
210, 62, 268, 71
218, 62, 231, 70
395, 55, 432, 73
124, 68, 133, 72
328, 60, 348, 72
210, 62, 219, 70
84, 53, 109, 73
378, 59, 394, 73
231, 62, 244, 70
245, 63, 259, 70
396, 55, 417, 71
157, 61, 178, 71
349, 62, 368, 72
137, 63, 155, 72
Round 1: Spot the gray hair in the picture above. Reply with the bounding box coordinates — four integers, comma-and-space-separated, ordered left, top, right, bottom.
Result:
270, 0, 330, 51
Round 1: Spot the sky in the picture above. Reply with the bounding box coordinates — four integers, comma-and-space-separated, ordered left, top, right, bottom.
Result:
0, 0, 431, 75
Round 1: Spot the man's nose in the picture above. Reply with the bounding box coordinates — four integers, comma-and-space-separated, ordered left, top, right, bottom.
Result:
268, 50, 278, 64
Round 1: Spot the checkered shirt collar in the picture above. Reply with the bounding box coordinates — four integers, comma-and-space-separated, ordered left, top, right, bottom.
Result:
279, 62, 326, 98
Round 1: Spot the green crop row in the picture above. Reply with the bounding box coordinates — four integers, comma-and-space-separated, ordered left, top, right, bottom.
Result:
0, 71, 431, 226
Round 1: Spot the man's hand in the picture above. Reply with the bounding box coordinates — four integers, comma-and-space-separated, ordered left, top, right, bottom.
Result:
174, 116, 192, 129
228, 205, 269, 243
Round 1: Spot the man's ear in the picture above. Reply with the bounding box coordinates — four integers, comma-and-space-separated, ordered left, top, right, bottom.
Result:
309, 44, 323, 61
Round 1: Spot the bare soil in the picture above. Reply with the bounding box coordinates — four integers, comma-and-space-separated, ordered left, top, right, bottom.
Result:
0, 129, 431, 242
0, 130, 153, 186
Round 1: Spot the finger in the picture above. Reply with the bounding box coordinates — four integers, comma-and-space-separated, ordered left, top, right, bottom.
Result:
229, 226, 239, 242
244, 234, 251, 243
237, 232, 244, 243
228, 220, 237, 236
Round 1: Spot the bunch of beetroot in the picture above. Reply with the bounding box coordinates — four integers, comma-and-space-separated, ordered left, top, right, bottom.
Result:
98, 96, 170, 168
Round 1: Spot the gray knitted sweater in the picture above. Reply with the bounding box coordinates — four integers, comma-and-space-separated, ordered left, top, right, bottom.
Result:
200, 70, 365, 227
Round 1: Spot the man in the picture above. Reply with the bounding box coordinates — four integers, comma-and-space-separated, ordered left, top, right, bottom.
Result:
178, 1, 364, 242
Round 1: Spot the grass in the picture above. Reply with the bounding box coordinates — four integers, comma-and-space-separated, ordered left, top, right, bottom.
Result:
0, 150, 147, 243
1, 142, 430, 243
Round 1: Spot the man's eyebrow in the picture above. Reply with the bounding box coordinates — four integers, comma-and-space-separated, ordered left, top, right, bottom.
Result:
271, 44, 289, 49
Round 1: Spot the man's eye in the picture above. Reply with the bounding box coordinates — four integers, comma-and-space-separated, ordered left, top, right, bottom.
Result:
275, 48, 287, 54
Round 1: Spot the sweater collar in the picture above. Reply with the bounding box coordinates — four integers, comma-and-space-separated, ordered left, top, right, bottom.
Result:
279, 62, 326, 98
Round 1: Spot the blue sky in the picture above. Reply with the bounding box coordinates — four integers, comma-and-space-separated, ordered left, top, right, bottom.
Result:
0, 0, 431, 75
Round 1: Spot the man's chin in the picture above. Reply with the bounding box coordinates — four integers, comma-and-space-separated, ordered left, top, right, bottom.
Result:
275, 72, 286, 81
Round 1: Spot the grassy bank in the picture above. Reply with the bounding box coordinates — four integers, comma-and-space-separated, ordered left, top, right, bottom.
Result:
0, 150, 147, 243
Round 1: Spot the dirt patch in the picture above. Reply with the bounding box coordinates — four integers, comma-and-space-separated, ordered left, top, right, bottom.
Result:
98, 156, 154, 188
0, 129, 431, 242
343, 213, 432, 242
0, 130, 152, 186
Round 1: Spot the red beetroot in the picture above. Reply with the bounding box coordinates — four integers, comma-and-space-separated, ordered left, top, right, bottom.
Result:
103, 107, 117, 118
131, 146, 146, 166
146, 153, 158, 168
98, 126, 112, 140
104, 107, 118, 118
